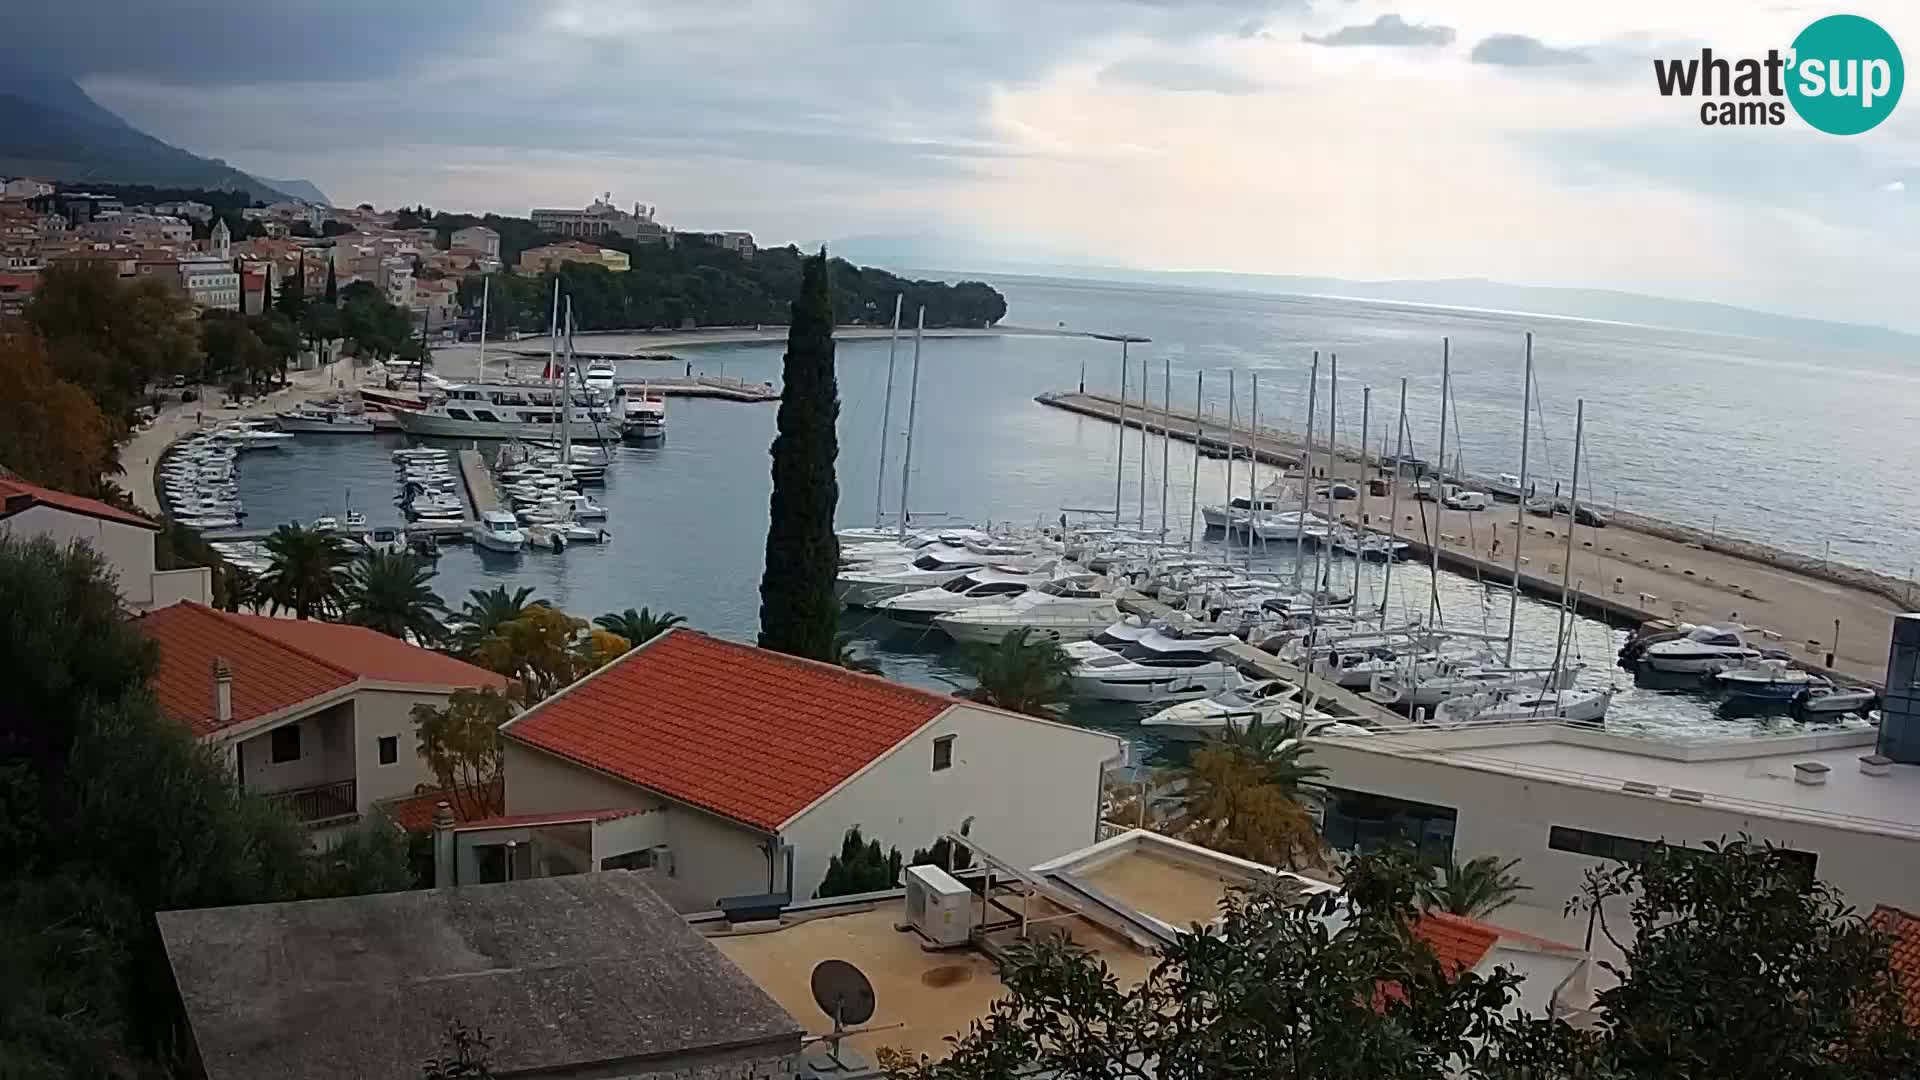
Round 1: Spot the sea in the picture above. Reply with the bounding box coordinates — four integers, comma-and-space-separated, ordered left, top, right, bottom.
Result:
224, 274, 1902, 760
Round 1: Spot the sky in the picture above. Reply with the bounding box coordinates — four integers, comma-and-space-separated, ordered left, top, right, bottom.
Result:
12, 1, 1920, 328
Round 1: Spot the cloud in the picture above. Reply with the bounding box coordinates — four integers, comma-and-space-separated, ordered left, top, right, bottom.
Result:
1097, 57, 1263, 94
1470, 33, 1590, 67
1302, 14, 1455, 48
1885, 180, 1908, 193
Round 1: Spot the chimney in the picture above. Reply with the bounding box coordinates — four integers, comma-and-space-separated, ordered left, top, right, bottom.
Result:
432, 801, 456, 888
213, 657, 232, 725
1860, 754, 1893, 777
1792, 761, 1830, 786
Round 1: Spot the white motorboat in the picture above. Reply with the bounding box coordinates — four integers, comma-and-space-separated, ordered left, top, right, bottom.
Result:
1714, 658, 1828, 701
933, 579, 1121, 645
1331, 528, 1409, 561
584, 361, 618, 395
836, 545, 1048, 608
343, 509, 367, 530
276, 406, 376, 434
1247, 511, 1333, 544
874, 566, 1053, 623
1640, 624, 1762, 673
1201, 490, 1287, 531
362, 526, 407, 556
1067, 622, 1244, 704
311, 515, 340, 532
1791, 683, 1879, 717
1140, 677, 1319, 741
471, 510, 526, 553
1432, 687, 1615, 725
615, 385, 667, 440
1283, 630, 1437, 690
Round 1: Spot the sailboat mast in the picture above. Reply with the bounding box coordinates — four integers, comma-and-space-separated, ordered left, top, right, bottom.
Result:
1291, 353, 1319, 587
1114, 344, 1129, 525
1382, 378, 1407, 613
1246, 372, 1259, 574
896, 306, 926, 540
541, 277, 559, 386
1137, 356, 1148, 533
477, 276, 489, 381
1160, 358, 1171, 537
1187, 370, 1203, 551
1428, 338, 1450, 628
1354, 385, 1370, 606
1549, 399, 1586, 697
560, 298, 574, 448
1320, 354, 1337, 595
874, 294, 902, 527
1506, 333, 1535, 666
1224, 370, 1235, 518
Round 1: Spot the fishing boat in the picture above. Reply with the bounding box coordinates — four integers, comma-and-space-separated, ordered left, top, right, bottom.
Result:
470, 510, 526, 553
1714, 658, 1828, 701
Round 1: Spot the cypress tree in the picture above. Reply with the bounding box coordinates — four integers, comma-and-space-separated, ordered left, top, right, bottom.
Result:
323, 258, 338, 305
276, 252, 306, 320
757, 249, 841, 660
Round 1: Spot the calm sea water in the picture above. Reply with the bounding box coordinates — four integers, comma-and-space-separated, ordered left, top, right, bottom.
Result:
229, 276, 1898, 758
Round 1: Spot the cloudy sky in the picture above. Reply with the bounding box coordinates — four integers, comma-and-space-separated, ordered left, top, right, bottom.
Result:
14, 1, 1919, 326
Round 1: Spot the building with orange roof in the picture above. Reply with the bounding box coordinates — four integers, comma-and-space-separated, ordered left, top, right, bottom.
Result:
0, 475, 209, 609
135, 602, 505, 840
1870, 905, 1920, 1026
490, 628, 1125, 909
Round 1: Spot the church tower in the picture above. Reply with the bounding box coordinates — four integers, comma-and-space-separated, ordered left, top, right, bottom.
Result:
211, 217, 232, 259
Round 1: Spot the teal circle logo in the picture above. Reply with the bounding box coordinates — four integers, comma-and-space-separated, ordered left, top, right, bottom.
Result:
1787, 15, 1903, 135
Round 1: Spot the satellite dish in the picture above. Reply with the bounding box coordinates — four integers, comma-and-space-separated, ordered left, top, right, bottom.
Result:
810, 959, 876, 1027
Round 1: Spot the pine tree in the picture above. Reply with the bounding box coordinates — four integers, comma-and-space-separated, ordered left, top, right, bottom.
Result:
757, 249, 841, 661
323, 258, 338, 305
276, 251, 306, 320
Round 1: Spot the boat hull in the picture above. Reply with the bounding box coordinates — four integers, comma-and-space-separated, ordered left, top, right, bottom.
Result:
935, 619, 1106, 646
1642, 649, 1759, 674
1069, 665, 1239, 703
277, 416, 376, 434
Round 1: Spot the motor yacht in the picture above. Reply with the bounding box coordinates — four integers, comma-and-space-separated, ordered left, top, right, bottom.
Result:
1713, 658, 1828, 701
1639, 624, 1762, 673
362, 526, 408, 556
1066, 621, 1244, 704
874, 567, 1054, 623
1201, 488, 1288, 531
1140, 677, 1328, 742
276, 405, 376, 434
471, 510, 527, 553
934, 578, 1121, 645
836, 542, 1051, 607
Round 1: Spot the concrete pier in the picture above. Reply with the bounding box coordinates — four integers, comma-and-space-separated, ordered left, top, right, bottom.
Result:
458, 449, 498, 518
1048, 391, 1904, 683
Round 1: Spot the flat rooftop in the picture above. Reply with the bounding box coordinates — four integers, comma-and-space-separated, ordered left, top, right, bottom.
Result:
709, 896, 1155, 1060
158, 874, 801, 1080
1312, 722, 1920, 839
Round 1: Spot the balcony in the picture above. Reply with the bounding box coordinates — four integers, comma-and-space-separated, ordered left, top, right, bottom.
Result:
263, 778, 359, 826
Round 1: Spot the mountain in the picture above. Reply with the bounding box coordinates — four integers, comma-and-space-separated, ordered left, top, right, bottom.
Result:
251, 176, 331, 206
0, 67, 287, 202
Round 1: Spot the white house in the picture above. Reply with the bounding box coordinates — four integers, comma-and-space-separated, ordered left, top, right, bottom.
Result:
488, 629, 1127, 908
0, 476, 208, 610
1307, 720, 1920, 945
135, 602, 507, 843
450, 224, 500, 259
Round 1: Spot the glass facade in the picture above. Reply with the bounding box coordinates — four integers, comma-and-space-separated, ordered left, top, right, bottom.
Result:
1881, 614, 1920, 764
1318, 787, 1457, 864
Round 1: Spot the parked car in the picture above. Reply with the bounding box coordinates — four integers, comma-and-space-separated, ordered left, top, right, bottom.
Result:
1443, 489, 1491, 512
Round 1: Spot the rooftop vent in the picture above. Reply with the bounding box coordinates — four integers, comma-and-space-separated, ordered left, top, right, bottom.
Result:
1793, 761, 1831, 786
1860, 754, 1893, 778
1669, 788, 1704, 802
1621, 781, 1658, 796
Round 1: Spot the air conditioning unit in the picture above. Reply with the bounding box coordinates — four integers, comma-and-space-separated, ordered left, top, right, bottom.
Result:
904, 864, 976, 947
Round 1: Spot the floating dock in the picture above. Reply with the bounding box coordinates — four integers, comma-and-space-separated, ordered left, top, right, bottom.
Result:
1046, 391, 1904, 683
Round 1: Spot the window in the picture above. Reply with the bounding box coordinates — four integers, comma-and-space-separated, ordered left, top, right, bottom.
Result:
601, 848, 656, 871
445, 408, 471, 421
471, 410, 499, 423
378, 735, 398, 765
1547, 825, 1817, 883
932, 735, 956, 772
270, 724, 301, 763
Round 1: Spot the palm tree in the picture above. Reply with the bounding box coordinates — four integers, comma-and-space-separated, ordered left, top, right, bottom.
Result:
593, 607, 686, 651
1159, 716, 1327, 869
1421, 855, 1530, 918
1213, 715, 1328, 794
959, 628, 1075, 718
341, 552, 448, 644
258, 523, 350, 619
454, 585, 541, 655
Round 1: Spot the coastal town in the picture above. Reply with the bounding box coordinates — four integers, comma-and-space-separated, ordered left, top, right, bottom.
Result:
6, 21, 1920, 1077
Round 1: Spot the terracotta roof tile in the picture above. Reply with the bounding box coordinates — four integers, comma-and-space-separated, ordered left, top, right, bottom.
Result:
1871, 905, 1920, 1025
376, 781, 503, 833
136, 602, 503, 737
504, 629, 955, 831
455, 807, 644, 831
1411, 912, 1503, 976
0, 476, 156, 530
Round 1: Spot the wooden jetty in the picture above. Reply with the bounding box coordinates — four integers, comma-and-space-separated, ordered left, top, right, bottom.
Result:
457, 448, 498, 517
1046, 390, 1904, 683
